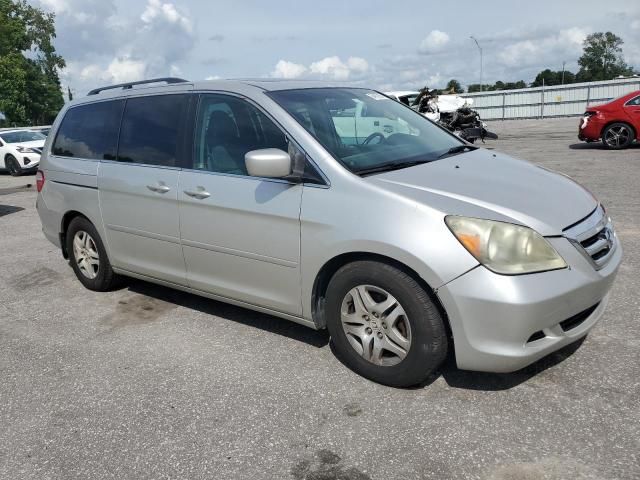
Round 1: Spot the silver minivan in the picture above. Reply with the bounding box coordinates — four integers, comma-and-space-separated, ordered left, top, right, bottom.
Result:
36, 78, 621, 387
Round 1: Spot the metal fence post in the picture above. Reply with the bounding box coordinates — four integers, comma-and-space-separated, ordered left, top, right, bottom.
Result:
586, 85, 591, 110
541, 83, 545, 119
502, 93, 506, 120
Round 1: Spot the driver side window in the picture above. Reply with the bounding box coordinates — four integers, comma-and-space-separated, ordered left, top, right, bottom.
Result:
193, 94, 288, 175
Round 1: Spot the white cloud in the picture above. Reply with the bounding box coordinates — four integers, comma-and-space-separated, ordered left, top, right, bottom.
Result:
309, 56, 369, 80
76, 57, 147, 85
499, 40, 538, 66
271, 60, 307, 79
346, 57, 369, 73
558, 27, 588, 46
205, 75, 222, 80
79, 64, 106, 81
419, 30, 450, 54
141, 0, 192, 33
106, 57, 147, 83
498, 27, 587, 67
631, 20, 640, 30
270, 56, 369, 81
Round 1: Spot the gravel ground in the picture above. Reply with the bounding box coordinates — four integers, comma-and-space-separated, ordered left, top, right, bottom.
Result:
0, 117, 639, 479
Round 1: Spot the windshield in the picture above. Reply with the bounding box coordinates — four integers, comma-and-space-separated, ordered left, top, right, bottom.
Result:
268, 88, 462, 175
0, 130, 46, 144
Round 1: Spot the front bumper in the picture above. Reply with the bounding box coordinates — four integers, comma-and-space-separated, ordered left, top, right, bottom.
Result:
436, 235, 622, 372
19, 155, 40, 170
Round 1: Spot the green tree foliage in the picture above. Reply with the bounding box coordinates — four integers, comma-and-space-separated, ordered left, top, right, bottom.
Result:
576, 32, 633, 82
444, 79, 464, 93
0, 0, 65, 126
531, 69, 576, 87
467, 80, 527, 93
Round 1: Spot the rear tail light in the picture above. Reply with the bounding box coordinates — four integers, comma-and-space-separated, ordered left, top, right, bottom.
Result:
36, 170, 45, 192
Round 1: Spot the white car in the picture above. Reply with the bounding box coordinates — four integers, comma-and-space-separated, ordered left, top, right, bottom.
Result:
0, 129, 46, 176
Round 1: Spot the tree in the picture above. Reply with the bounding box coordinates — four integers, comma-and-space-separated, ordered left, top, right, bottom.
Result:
531, 69, 576, 87
0, 0, 65, 126
444, 79, 464, 94
576, 32, 633, 82
467, 84, 494, 93
467, 80, 527, 93
501, 80, 527, 90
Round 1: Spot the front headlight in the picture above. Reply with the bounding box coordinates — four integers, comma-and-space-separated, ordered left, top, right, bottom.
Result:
445, 216, 567, 275
15, 146, 35, 153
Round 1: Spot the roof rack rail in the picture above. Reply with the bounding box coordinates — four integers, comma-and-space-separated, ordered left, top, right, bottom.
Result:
87, 77, 189, 96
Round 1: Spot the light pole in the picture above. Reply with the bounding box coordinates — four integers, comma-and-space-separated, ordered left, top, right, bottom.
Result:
470, 35, 483, 92
561, 61, 566, 85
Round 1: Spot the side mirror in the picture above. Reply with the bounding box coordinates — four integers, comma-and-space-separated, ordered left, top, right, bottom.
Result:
245, 148, 292, 178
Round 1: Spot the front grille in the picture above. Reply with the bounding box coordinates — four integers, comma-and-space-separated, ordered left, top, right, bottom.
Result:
563, 206, 616, 270
559, 303, 599, 332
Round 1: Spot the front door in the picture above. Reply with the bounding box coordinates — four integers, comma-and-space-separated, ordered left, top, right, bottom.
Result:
178, 94, 303, 315
624, 94, 640, 135
99, 94, 189, 284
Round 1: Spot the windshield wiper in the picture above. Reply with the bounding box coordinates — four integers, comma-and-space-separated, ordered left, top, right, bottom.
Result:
437, 144, 478, 159
355, 159, 432, 176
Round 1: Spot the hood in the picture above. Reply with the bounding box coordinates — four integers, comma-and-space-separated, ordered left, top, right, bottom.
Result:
15, 140, 45, 149
368, 149, 597, 236
437, 94, 469, 112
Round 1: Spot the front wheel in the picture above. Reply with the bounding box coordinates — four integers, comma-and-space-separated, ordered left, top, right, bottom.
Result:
6, 155, 22, 176
602, 123, 634, 149
325, 261, 448, 387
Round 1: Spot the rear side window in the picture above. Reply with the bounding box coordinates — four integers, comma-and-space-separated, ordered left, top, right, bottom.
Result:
117, 94, 187, 167
52, 100, 123, 159
626, 96, 640, 106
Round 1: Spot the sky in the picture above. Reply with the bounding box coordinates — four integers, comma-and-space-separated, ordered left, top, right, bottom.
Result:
35, 0, 640, 97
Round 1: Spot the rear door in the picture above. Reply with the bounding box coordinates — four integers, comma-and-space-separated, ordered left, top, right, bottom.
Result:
99, 94, 190, 284
178, 93, 303, 315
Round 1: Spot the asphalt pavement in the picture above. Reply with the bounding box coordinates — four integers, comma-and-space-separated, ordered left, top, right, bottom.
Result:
0, 117, 638, 479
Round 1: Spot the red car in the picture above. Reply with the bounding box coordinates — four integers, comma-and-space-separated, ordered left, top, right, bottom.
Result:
578, 90, 640, 149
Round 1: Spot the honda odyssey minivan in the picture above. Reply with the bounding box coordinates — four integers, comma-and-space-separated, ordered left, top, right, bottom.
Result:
36, 78, 621, 387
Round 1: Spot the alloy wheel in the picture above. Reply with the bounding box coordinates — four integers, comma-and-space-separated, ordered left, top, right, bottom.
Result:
72, 230, 100, 279
604, 125, 631, 148
340, 285, 412, 366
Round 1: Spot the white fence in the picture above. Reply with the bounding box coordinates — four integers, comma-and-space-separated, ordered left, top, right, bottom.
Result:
462, 77, 640, 120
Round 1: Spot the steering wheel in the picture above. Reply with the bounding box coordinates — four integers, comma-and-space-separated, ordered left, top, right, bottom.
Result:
362, 132, 386, 145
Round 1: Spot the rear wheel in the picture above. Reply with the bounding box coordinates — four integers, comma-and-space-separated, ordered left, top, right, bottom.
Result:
325, 261, 448, 387
6, 155, 22, 176
66, 216, 120, 291
602, 123, 634, 149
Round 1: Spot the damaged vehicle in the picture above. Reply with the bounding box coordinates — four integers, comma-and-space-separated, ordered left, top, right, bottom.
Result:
387, 88, 498, 143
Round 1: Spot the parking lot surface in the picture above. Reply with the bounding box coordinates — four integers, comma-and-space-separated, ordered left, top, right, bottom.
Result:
1, 117, 639, 480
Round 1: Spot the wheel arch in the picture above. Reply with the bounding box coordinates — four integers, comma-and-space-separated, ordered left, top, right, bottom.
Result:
310, 252, 453, 345
60, 210, 91, 259
601, 120, 637, 140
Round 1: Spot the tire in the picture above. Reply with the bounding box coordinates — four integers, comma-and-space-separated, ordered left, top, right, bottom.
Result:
325, 261, 448, 387
602, 123, 634, 149
65, 216, 120, 291
6, 155, 22, 176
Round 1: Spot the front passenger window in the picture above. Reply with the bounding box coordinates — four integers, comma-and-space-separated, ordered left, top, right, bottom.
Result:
193, 95, 288, 175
